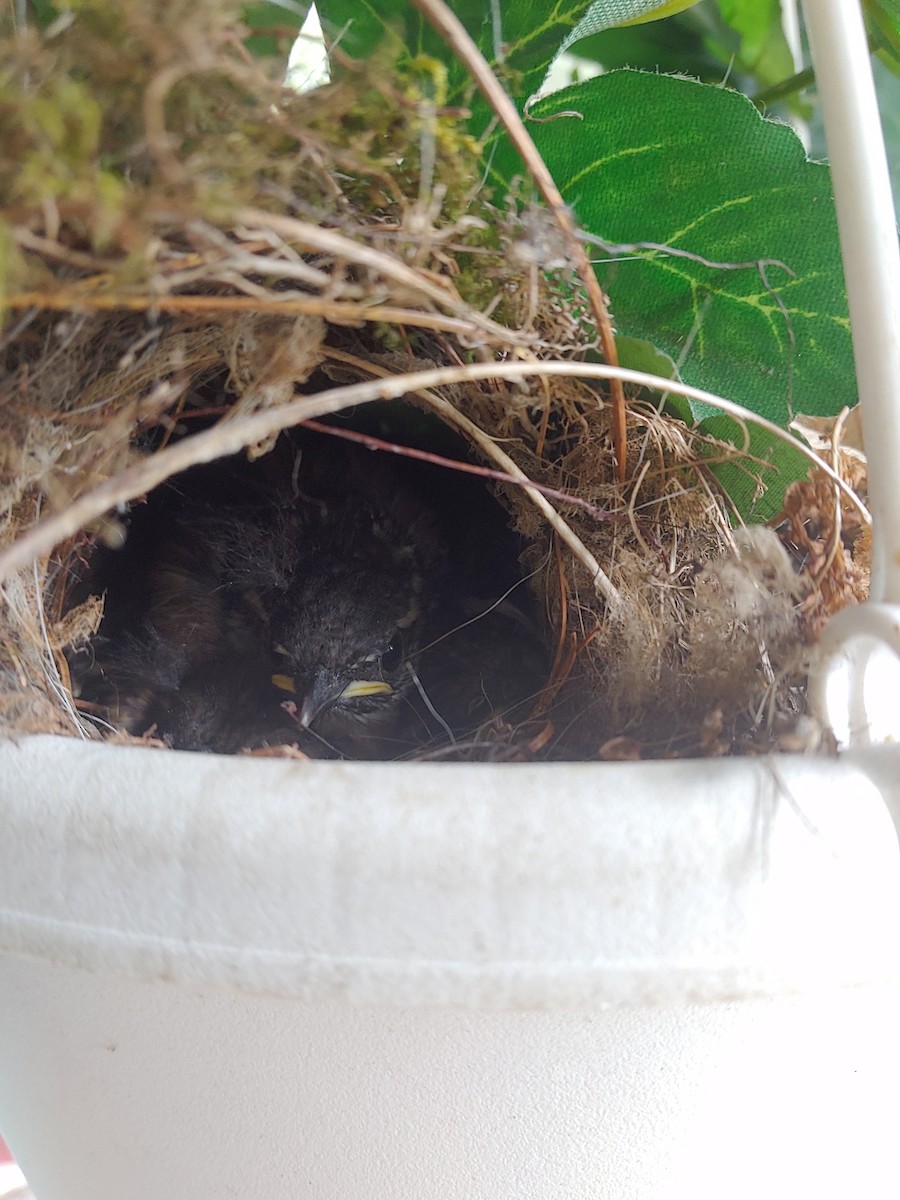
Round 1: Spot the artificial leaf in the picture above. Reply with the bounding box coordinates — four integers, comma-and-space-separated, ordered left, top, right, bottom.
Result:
493, 70, 853, 517
557, 0, 701, 54
615, 335, 679, 381
314, 0, 599, 134
697, 415, 812, 523
242, 0, 310, 27
560, 18, 725, 82
242, 1, 310, 59
618, 0, 699, 24
713, 0, 794, 91
865, 0, 900, 76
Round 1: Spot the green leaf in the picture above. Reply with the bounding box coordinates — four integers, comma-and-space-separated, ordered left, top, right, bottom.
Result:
560, 17, 725, 82
494, 70, 852, 517
865, 0, 900, 76
713, 0, 794, 91
557, 0, 703, 53
698, 415, 812, 523
314, 0, 598, 132
615, 335, 679, 380
873, 57, 900, 207
242, 0, 311, 27
19, 0, 60, 30
241, 1, 309, 60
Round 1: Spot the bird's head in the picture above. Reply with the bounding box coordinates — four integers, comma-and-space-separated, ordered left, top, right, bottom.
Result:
269, 548, 427, 752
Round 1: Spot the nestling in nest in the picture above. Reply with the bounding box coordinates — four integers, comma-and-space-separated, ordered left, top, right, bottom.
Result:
0, 0, 869, 760
68, 419, 549, 758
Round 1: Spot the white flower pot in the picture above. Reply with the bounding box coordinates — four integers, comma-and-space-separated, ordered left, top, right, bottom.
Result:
2, 4, 898, 1198
1, 734, 899, 1199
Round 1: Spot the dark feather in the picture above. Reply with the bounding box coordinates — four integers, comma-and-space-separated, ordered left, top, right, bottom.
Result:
76, 427, 546, 758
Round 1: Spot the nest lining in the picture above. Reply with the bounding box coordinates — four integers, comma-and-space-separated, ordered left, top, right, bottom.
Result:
0, 0, 869, 760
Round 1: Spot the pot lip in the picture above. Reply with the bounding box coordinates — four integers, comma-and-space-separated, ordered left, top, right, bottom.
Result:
2, 734, 900, 1008
3, 728, 900, 774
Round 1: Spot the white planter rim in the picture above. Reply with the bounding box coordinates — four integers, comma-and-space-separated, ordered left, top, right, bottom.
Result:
2, 734, 899, 1008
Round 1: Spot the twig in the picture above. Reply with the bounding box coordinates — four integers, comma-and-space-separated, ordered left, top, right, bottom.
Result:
4, 290, 519, 342
235, 207, 517, 341
408, 0, 629, 483
316, 350, 618, 601
0, 361, 869, 594
752, 64, 815, 108
625, 459, 653, 560
817, 405, 848, 584
13, 229, 119, 272
298, 418, 612, 521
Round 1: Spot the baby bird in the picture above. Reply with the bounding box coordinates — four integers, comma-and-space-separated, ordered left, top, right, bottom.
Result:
76, 427, 547, 758
211, 433, 447, 757
77, 431, 445, 756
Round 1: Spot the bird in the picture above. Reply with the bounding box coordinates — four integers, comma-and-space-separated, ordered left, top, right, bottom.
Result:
224, 431, 448, 758
74, 583, 307, 754
70, 469, 300, 753
82, 633, 259, 752
74, 430, 444, 756
408, 593, 549, 746
75, 426, 548, 758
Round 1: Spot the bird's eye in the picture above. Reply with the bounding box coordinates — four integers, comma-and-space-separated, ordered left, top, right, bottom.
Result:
381, 637, 403, 673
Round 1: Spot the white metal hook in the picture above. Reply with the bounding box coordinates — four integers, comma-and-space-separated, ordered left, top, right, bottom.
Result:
803, 0, 900, 744
810, 603, 900, 746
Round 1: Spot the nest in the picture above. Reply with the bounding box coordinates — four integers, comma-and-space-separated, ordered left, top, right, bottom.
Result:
0, 0, 870, 761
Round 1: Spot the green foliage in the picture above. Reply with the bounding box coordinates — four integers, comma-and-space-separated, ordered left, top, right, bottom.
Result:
711, 0, 795, 92
873, 58, 900, 204
515, 70, 851, 433
555, 18, 724, 82
695, 414, 811, 520
314, 0, 860, 520
241, 0, 310, 60
557, 1, 800, 112
866, 0, 900, 75
20, 0, 61, 30
506, 71, 853, 519
615, 336, 679, 381
315, 0, 596, 136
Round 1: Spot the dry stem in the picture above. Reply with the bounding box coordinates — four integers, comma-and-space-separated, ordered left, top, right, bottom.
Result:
0, 360, 868, 598
408, 0, 629, 481
4, 291, 520, 344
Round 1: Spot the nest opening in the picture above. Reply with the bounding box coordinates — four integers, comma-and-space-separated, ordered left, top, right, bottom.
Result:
66, 390, 553, 760
0, 306, 866, 762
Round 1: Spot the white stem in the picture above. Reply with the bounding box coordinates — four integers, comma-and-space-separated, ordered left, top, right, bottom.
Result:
802, 0, 900, 604
780, 0, 809, 148
781, 0, 804, 70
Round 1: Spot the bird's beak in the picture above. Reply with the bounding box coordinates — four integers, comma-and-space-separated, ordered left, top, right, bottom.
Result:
275, 668, 393, 729
339, 679, 394, 700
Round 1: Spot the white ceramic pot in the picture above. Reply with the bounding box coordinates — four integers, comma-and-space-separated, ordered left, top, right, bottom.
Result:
1, 734, 899, 1200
